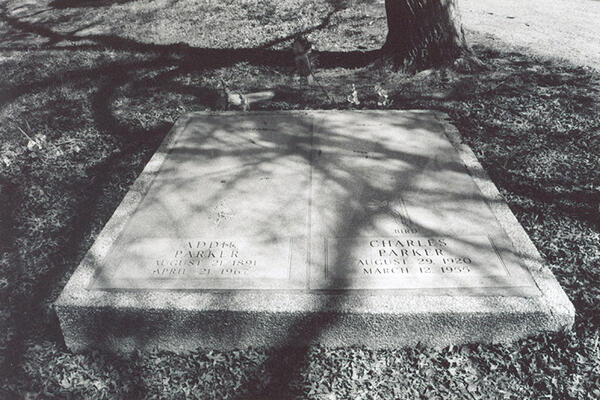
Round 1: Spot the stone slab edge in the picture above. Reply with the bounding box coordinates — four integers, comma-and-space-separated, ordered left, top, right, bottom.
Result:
431, 110, 574, 324
54, 110, 575, 352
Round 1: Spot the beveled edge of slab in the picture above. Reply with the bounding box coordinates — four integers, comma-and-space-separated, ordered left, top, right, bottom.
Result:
54, 110, 575, 350
430, 110, 574, 325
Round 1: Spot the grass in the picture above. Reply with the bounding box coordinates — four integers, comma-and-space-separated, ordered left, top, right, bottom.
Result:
1, 0, 599, 398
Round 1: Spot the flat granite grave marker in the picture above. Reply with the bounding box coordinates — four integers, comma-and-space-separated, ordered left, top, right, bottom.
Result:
55, 110, 574, 353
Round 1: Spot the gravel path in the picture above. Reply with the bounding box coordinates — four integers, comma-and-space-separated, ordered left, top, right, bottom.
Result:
461, 0, 600, 69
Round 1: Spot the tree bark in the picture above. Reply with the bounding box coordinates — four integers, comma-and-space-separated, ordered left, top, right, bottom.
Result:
383, 0, 468, 70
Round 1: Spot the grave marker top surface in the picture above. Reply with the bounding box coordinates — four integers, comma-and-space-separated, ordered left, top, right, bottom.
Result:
90, 111, 539, 296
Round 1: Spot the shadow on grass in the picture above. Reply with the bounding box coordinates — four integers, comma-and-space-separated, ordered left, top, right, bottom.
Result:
0, 1, 598, 398
50, 0, 137, 8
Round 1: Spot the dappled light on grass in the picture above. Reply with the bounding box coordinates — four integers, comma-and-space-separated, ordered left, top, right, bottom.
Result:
0, 0, 599, 398
2, 0, 387, 50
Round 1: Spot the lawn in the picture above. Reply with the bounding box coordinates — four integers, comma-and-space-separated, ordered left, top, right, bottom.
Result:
1, 0, 599, 398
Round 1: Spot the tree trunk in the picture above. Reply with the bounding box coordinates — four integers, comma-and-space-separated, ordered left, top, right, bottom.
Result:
383, 0, 468, 70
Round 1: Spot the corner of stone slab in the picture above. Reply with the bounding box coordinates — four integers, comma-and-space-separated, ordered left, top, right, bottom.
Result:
550, 300, 575, 333
53, 287, 73, 312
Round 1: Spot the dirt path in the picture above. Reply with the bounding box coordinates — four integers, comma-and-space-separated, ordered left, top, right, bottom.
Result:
461, 0, 600, 70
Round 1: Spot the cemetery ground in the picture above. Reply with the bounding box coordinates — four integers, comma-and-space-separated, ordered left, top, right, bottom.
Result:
0, 0, 599, 398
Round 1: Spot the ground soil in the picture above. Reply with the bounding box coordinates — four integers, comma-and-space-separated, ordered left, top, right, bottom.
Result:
462, 0, 600, 70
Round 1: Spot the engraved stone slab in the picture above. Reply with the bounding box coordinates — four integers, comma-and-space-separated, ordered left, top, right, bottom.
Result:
313, 236, 534, 294
92, 238, 297, 289
55, 111, 574, 353
90, 113, 311, 290
308, 112, 536, 295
